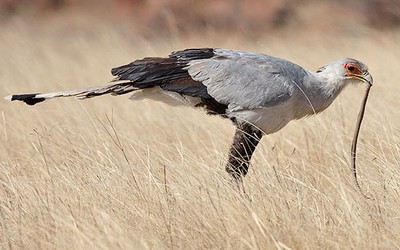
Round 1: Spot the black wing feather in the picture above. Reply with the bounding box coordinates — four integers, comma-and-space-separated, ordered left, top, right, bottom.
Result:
8, 48, 224, 112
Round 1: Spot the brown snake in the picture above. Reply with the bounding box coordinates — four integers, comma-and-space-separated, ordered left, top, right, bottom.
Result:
351, 84, 372, 197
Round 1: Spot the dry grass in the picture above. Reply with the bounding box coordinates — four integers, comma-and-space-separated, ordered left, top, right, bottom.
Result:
1, 18, 400, 249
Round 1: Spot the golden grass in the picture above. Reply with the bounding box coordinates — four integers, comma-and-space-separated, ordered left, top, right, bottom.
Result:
1, 19, 399, 249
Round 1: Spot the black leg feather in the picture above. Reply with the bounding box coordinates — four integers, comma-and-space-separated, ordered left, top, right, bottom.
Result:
226, 123, 263, 192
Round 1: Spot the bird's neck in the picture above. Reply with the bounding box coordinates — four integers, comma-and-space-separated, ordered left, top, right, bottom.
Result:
301, 71, 348, 115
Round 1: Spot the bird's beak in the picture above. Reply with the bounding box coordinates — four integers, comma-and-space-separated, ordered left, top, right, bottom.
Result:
354, 72, 373, 86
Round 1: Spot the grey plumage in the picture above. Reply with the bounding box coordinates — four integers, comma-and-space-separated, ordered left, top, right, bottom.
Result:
5, 48, 373, 193
188, 49, 300, 109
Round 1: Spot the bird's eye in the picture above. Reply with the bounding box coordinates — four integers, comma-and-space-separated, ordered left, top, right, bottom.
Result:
347, 66, 355, 71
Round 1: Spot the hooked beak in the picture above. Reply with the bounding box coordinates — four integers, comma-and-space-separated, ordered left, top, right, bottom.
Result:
352, 72, 373, 86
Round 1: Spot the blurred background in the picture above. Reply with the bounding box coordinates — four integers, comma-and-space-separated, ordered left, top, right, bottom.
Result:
1, 0, 400, 39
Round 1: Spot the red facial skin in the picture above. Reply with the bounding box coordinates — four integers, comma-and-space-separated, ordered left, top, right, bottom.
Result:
344, 62, 363, 76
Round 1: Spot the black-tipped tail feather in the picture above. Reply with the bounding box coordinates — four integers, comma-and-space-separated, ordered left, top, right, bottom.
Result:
6, 94, 46, 105
4, 82, 138, 106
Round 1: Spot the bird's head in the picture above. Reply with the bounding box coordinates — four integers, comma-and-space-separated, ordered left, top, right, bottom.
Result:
317, 58, 373, 86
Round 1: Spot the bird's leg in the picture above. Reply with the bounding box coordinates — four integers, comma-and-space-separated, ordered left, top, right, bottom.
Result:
226, 123, 263, 193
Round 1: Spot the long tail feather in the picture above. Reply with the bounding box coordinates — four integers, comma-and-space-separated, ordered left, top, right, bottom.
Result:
4, 82, 136, 105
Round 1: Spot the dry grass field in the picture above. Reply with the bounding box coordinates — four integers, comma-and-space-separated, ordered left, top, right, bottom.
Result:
1, 18, 400, 249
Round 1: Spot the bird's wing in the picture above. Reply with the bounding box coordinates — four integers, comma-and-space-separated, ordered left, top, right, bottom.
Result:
187, 49, 309, 109
111, 56, 212, 99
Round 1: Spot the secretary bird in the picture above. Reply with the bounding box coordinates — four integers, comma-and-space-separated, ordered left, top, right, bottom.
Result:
5, 48, 373, 193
